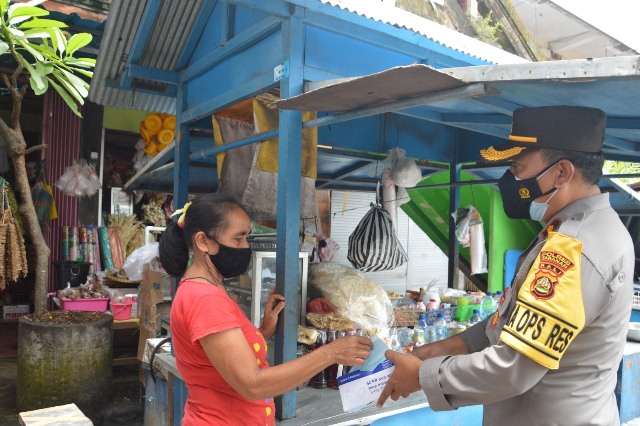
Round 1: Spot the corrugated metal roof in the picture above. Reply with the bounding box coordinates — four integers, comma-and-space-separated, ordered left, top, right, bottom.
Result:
88, 0, 206, 113
319, 0, 528, 65
89, 0, 527, 112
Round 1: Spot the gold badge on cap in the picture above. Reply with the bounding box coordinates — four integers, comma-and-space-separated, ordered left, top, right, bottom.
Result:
479, 146, 527, 161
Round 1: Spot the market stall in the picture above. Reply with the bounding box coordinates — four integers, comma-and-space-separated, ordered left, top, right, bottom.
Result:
87, 0, 640, 422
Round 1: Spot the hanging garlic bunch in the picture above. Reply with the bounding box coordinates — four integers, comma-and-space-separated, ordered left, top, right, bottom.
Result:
141, 202, 166, 227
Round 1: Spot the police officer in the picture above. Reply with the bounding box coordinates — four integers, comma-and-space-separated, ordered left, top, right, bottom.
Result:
377, 106, 635, 425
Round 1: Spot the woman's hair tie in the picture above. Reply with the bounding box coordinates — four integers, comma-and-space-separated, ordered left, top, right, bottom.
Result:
171, 201, 192, 228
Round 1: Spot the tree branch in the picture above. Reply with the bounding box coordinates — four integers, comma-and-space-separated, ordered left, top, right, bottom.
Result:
2, 70, 24, 131
10, 62, 23, 90
24, 144, 47, 155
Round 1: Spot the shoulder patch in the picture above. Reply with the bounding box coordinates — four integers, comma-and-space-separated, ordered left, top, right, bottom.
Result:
500, 231, 585, 369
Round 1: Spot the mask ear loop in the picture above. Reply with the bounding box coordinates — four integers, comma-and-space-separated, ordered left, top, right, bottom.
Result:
536, 160, 563, 197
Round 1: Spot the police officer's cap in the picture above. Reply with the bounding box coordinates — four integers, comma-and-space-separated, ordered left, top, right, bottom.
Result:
480, 105, 606, 161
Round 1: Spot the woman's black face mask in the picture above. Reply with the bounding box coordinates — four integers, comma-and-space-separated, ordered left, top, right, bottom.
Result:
208, 241, 252, 278
498, 162, 557, 220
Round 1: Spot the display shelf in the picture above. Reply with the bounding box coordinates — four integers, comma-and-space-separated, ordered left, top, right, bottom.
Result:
224, 251, 308, 328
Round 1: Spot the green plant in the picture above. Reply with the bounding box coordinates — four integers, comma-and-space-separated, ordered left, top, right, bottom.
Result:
0, 0, 95, 314
603, 161, 640, 185
468, 11, 503, 45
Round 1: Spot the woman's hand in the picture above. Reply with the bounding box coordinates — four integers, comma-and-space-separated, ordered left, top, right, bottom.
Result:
324, 335, 373, 366
259, 289, 285, 339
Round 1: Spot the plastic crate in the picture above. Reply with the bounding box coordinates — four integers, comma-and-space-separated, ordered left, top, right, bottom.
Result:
455, 304, 481, 322
424, 307, 457, 326
393, 306, 457, 327
393, 308, 423, 327
58, 297, 109, 312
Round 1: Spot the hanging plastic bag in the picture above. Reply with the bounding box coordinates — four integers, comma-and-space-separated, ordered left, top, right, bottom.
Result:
389, 148, 422, 188
347, 201, 408, 272
55, 160, 101, 198
123, 242, 159, 281
31, 181, 52, 224
312, 236, 340, 262
31, 167, 57, 223
452, 206, 487, 275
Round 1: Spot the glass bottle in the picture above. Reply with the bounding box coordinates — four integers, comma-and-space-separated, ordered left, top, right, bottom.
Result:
311, 329, 328, 389
325, 329, 338, 388
332, 330, 347, 388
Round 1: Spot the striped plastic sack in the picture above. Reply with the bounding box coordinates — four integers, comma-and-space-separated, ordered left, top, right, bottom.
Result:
347, 203, 408, 272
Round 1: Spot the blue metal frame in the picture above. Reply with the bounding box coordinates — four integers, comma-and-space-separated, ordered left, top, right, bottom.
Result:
274, 7, 306, 419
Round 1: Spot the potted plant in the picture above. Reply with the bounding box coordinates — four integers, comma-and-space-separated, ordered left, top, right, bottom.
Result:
0, 0, 111, 417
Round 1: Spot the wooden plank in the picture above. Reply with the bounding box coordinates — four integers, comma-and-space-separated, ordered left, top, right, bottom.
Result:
19, 403, 92, 426
112, 357, 139, 367
112, 318, 140, 330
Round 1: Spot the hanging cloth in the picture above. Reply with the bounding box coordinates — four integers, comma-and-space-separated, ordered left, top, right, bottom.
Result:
242, 96, 318, 220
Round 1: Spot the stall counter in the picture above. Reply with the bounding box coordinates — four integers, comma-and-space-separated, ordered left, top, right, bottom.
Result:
151, 352, 431, 425
150, 340, 640, 426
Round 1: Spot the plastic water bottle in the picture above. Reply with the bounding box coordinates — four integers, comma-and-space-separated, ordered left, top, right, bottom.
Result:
493, 291, 503, 304
434, 313, 447, 341
413, 313, 427, 347
481, 292, 497, 320
469, 309, 482, 326
425, 324, 436, 344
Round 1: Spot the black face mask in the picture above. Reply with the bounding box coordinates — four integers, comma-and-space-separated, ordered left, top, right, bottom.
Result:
209, 242, 252, 278
498, 163, 557, 220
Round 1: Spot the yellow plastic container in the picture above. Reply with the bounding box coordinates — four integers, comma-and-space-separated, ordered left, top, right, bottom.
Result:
157, 141, 170, 152
157, 128, 174, 145
140, 125, 153, 145
143, 113, 163, 133
144, 141, 158, 156
162, 115, 176, 130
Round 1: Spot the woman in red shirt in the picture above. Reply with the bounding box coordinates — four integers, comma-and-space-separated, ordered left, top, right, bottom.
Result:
159, 193, 372, 425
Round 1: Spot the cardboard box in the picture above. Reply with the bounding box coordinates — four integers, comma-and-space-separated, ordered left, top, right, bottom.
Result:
137, 324, 157, 362
2, 304, 30, 319
139, 304, 157, 329
141, 265, 165, 307
338, 336, 395, 413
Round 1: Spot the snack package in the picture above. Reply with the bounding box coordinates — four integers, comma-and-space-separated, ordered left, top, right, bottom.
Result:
308, 262, 394, 337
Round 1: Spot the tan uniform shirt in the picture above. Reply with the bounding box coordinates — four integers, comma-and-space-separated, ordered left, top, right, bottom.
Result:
420, 193, 635, 426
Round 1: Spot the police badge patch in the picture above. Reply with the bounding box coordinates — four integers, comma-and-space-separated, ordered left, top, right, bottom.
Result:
530, 250, 575, 300
531, 271, 558, 300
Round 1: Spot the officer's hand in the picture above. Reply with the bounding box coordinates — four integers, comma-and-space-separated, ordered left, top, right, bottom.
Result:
377, 350, 423, 408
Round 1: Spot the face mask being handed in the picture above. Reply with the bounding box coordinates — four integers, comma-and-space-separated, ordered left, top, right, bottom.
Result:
208, 241, 252, 278
498, 162, 558, 220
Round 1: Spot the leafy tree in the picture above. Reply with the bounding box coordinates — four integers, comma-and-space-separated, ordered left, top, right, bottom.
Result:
603, 160, 640, 185
0, 0, 95, 315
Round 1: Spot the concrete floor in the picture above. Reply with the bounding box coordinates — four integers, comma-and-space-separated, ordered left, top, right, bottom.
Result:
0, 323, 144, 426
0, 357, 144, 425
